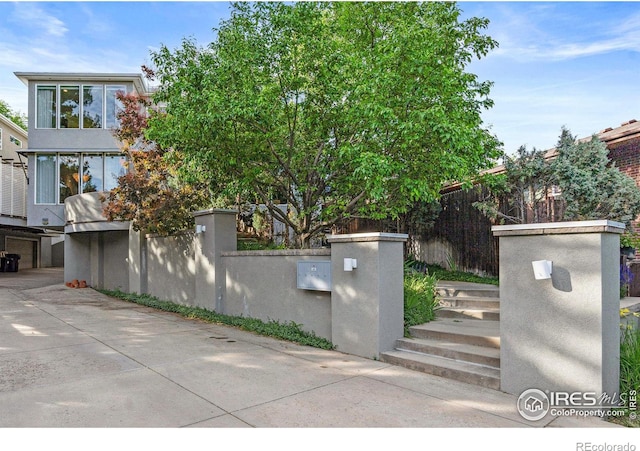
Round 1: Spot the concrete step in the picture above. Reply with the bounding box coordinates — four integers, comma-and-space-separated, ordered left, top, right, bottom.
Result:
436, 282, 500, 299
380, 350, 501, 390
438, 296, 500, 310
394, 337, 500, 368
409, 318, 500, 349
437, 307, 500, 321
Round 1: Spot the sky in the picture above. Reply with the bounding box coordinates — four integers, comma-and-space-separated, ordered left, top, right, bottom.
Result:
1, 1, 639, 155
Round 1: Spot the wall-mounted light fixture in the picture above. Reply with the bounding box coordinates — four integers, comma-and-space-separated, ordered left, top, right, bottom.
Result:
344, 258, 358, 272
532, 260, 552, 280
195, 224, 206, 234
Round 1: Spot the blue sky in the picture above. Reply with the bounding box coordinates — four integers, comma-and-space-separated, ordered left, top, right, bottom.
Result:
1, 1, 639, 154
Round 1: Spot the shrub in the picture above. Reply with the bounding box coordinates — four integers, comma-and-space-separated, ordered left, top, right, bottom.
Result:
404, 268, 440, 336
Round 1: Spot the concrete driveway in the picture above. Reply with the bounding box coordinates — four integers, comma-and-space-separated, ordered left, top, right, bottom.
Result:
0, 268, 624, 428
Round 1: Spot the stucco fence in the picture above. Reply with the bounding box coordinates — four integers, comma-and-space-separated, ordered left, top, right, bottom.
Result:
64, 197, 406, 359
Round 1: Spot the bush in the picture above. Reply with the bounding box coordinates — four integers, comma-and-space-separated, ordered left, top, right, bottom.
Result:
404, 268, 440, 336
611, 310, 640, 427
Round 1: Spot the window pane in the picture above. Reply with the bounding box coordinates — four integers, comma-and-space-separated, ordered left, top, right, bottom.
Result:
36, 155, 56, 203
37, 86, 57, 128
82, 154, 103, 193
59, 155, 79, 202
104, 154, 126, 191
83, 85, 103, 128
105, 85, 126, 129
60, 86, 80, 128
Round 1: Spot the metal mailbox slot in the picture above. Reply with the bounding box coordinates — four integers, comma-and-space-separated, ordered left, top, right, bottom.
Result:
297, 261, 332, 291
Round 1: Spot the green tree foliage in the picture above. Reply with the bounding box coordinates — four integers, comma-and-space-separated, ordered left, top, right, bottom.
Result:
553, 128, 640, 226
473, 145, 555, 224
475, 127, 640, 227
0, 99, 27, 130
101, 91, 208, 235
146, 1, 501, 247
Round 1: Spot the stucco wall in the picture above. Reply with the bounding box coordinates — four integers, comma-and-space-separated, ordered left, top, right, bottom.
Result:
146, 232, 196, 304
101, 231, 129, 291
222, 250, 332, 340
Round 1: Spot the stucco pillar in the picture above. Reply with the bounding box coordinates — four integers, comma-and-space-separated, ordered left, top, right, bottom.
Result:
328, 232, 407, 359
492, 220, 623, 399
193, 209, 237, 311
128, 225, 148, 294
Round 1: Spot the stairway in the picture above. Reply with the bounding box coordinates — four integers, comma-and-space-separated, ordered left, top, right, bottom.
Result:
381, 281, 501, 390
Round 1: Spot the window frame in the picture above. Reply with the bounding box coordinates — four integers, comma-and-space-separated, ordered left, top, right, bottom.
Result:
9, 135, 22, 147
36, 85, 57, 129
35, 152, 127, 205
35, 83, 128, 130
35, 154, 57, 205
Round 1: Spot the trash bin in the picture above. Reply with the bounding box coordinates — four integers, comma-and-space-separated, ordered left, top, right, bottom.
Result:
4, 254, 20, 272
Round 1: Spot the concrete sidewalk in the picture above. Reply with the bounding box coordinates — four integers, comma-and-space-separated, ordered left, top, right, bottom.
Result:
0, 268, 621, 428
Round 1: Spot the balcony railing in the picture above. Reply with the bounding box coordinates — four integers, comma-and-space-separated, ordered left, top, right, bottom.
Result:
0, 160, 27, 218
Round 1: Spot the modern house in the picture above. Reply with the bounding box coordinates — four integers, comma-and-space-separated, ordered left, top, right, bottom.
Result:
14, 72, 150, 275
0, 112, 61, 268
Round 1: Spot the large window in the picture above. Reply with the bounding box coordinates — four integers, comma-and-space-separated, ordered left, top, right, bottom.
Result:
60, 86, 80, 129
59, 155, 79, 202
35, 153, 127, 204
104, 155, 126, 191
36, 155, 56, 203
105, 85, 126, 129
36, 84, 127, 130
36, 86, 57, 129
83, 85, 103, 128
82, 154, 103, 192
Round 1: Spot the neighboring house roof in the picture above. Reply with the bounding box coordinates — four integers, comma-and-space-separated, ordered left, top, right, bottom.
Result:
442, 119, 640, 193
14, 72, 150, 96
0, 112, 27, 140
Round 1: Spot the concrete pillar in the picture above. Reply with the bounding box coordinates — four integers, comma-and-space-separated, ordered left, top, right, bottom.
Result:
193, 209, 237, 311
328, 232, 407, 359
64, 232, 91, 284
40, 236, 52, 268
128, 225, 148, 294
492, 220, 623, 399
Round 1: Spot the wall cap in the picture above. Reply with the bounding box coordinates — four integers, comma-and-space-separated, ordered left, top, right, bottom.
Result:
192, 208, 237, 217
492, 220, 625, 236
222, 249, 331, 257
328, 232, 409, 243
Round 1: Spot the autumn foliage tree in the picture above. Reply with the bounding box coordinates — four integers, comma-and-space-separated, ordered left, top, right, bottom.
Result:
101, 89, 208, 235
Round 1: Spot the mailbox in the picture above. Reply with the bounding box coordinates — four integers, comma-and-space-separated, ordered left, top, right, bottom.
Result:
297, 261, 332, 291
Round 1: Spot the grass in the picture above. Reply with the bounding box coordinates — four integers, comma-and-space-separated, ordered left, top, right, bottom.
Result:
609, 322, 640, 427
405, 257, 499, 286
426, 263, 499, 286
98, 289, 335, 350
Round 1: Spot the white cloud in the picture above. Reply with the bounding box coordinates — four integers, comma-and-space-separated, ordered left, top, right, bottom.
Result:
484, 5, 640, 63
11, 3, 68, 38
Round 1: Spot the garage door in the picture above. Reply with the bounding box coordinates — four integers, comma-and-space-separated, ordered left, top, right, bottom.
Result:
6, 238, 37, 269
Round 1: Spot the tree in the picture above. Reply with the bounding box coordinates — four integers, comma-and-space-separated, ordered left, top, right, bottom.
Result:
473, 145, 556, 224
475, 127, 640, 227
101, 90, 208, 235
0, 99, 27, 130
553, 128, 640, 226
146, 2, 501, 247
